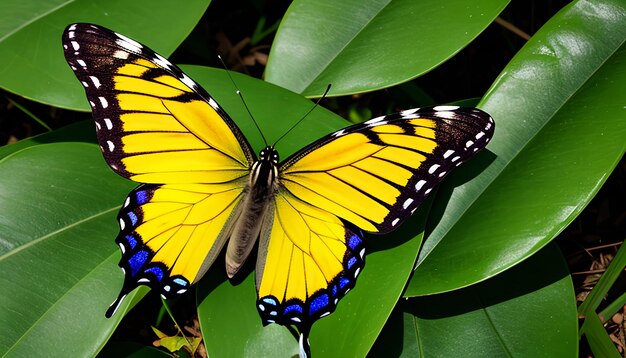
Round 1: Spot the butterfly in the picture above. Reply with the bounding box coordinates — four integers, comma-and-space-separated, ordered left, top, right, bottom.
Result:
62, 23, 494, 356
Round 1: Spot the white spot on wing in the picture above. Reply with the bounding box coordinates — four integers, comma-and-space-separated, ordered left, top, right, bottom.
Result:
476, 131, 485, 140
107, 140, 115, 152
68, 31, 75, 39
104, 118, 113, 130
332, 129, 346, 137
258, 304, 265, 311
466, 140, 474, 148
438, 171, 447, 177
99, 97, 108, 108
116, 32, 143, 50
90, 76, 101, 88
403, 198, 414, 209
354, 267, 361, 277
415, 179, 427, 191
163, 285, 171, 292
359, 248, 365, 258
428, 164, 440, 174
118, 243, 125, 254
76, 59, 87, 67
451, 156, 460, 162
119, 218, 125, 230
95, 122, 101, 130
71, 41, 80, 51
68, 24, 77, 31
400, 108, 419, 117
364, 115, 386, 124
153, 53, 172, 70
208, 98, 219, 110
113, 50, 129, 60
81, 81, 88, 88
124, 197, 130, 207
180, 74, 196, 89
443, 149, 455, 158
176, 289, 187, 294
138, 278, 150, 283
392, 218, 400, 226
434, 111, 456, 119
433, 105, 459, 111
425, 188, 432, 195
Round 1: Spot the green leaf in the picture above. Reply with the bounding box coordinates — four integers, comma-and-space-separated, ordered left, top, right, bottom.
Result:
372, 243, 578, 357
0, 0, 210, 109
581, 314, 622, 358
99, 342, 171, 357
0, 143, 137, 356
265, 0, 509, 96
0, 120, 95, 160
578, 239, 626, 319
406, 0, 626, 296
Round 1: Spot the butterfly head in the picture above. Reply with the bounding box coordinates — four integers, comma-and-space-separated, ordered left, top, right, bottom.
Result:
258, 146, 279, 165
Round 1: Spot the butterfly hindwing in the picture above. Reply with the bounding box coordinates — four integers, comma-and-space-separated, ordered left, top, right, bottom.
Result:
107, 182, 246, 317
256, 191, 365, 327
279, 106, 494, 234
62, 23, 255, 184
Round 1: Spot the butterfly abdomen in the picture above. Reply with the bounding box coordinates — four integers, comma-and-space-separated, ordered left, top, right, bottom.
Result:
225, 147, 280, 278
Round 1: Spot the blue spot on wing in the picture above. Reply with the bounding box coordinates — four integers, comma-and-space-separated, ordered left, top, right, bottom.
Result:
125, 235, 137, 250
347, 256, 357, 269
347, 233, 361, 250
135, 190, 149, 205
283, 304, 303, 315
173, 278, 189, 287
339, 277, 350, 289
127, 212, 138, 226
262, 297, 278, 306
144, 266, 164, 281
309, 294, 329, 316
129, 250, 149, 276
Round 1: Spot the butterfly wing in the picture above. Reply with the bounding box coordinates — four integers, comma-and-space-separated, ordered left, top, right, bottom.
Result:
108, 182, 245, 317
279, 106, 494, 233
256, 106, 493, 352
62, 23, 254, 315
62, 23, 255, 183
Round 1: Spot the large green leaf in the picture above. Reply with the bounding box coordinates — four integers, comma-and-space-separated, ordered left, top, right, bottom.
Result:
0, 0, 210, 109
265, 0, 509, 96
371, 243, 578, 357
406, 0, 626, 296
0, 143, 135, 356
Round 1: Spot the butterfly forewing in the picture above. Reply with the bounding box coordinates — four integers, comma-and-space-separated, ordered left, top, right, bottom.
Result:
62, 23, 255, 183
279, 106, 494, 234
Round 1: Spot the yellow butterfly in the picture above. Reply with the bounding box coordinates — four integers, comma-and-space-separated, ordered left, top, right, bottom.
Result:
62, 23, 494, 356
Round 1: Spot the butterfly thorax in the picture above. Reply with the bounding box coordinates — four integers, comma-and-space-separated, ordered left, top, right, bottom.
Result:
225, 147, 280, 278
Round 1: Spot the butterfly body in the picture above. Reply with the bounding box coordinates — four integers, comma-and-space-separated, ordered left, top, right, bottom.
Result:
225, 146, 279, 277
62, 23, 494, 356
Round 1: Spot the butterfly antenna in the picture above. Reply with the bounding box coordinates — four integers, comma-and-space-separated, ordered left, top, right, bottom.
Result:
272, 84, 332, 147
217, 55, 268, 147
